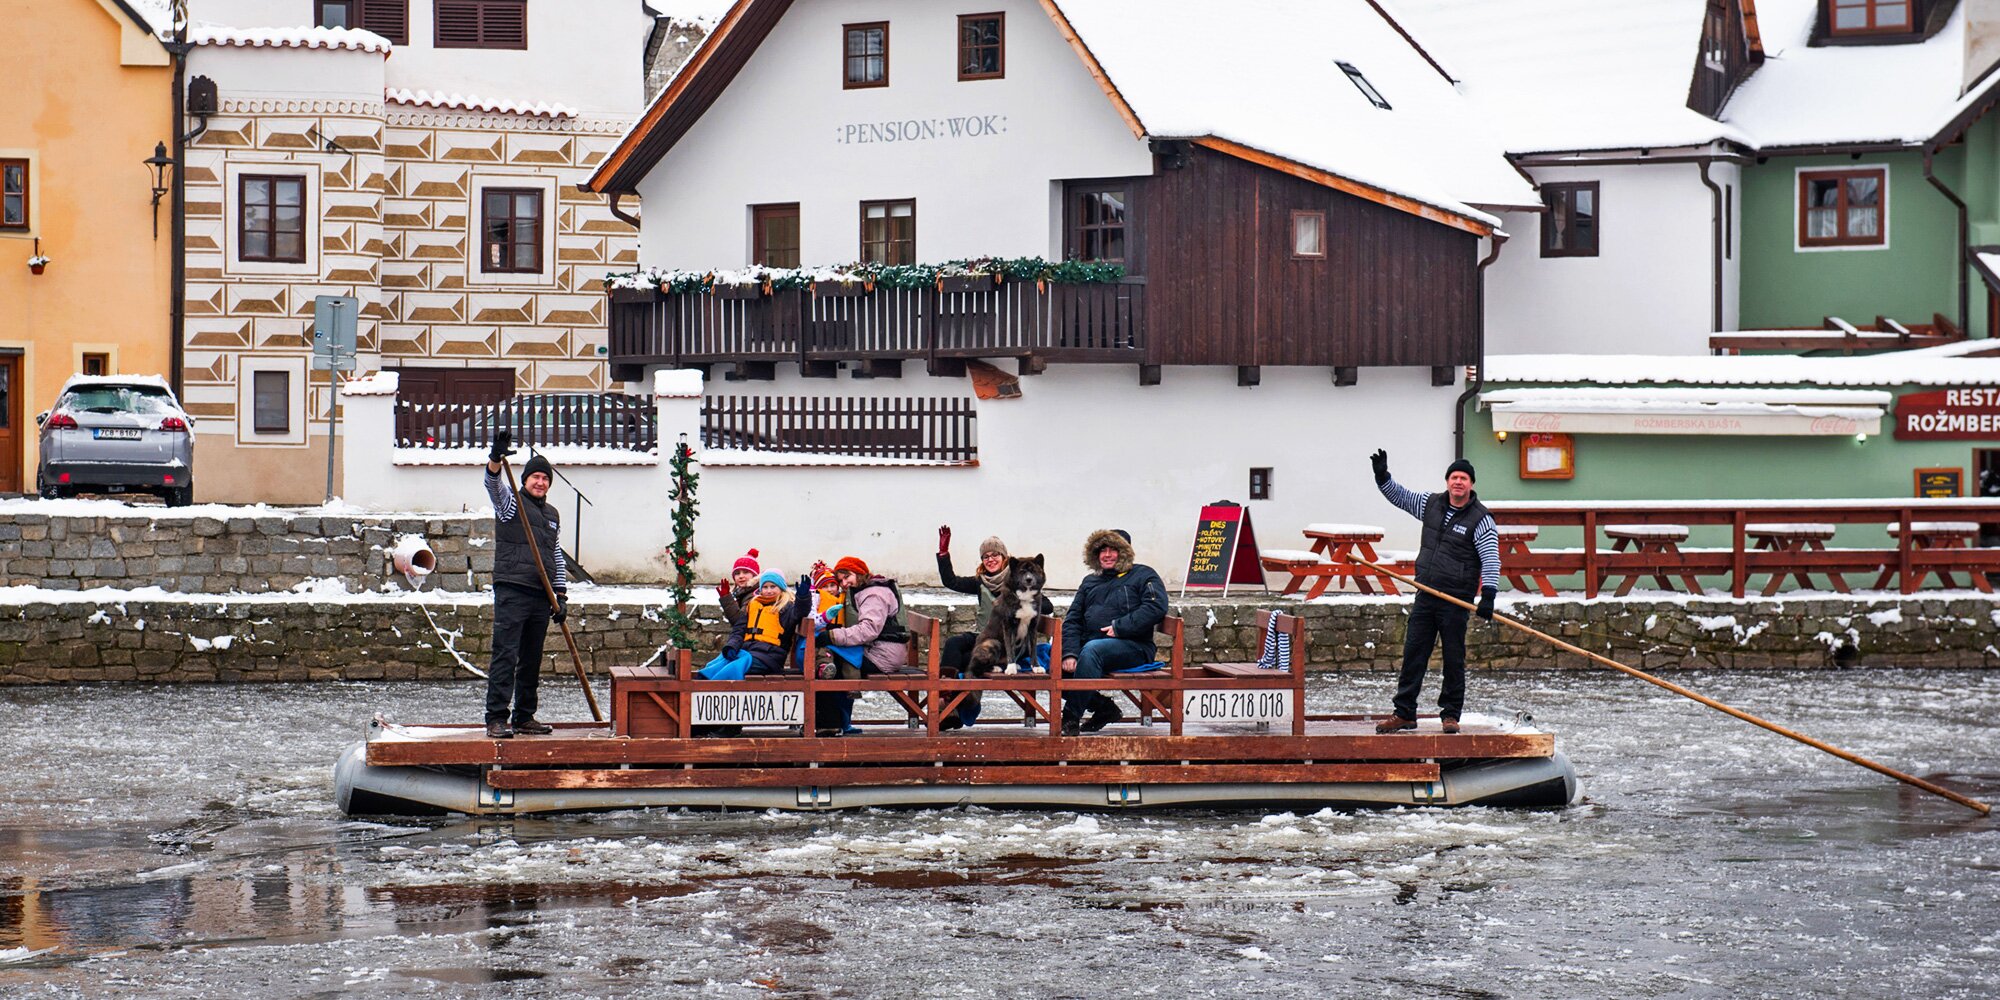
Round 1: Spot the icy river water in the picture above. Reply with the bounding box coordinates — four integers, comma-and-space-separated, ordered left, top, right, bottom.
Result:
2, 671, 1997, 999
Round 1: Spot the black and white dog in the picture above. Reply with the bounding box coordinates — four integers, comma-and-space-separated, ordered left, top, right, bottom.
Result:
969, 554, 1050, 675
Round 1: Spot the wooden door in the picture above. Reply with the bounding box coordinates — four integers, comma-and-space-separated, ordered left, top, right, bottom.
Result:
0, 354, 21, 492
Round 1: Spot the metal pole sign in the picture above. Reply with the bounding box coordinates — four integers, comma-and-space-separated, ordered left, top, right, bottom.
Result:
313, 295, 359, 502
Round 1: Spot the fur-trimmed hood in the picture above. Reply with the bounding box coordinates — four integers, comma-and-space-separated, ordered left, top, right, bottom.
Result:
1082, 529, 1134, 574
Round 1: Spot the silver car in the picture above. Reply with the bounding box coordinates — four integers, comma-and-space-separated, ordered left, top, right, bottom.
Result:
36, 377, 196, 506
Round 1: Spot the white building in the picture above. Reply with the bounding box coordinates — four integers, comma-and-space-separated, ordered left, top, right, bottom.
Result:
553, 0, 1538, 582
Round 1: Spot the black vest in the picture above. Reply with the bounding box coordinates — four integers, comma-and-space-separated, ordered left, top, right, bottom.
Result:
494, 492, 561, 593
1414, 492, 1487, 598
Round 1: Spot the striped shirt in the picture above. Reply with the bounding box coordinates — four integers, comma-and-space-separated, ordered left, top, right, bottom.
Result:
485, 468, 567, 592
1379, 477, 1500, 593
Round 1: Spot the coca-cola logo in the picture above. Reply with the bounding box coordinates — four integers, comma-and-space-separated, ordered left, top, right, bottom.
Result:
1808, 416, 1859, 434
1513, 413, 1563, 432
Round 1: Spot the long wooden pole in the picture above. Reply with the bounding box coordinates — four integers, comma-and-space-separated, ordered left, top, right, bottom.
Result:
1353, 558, 1990, 816
501, 458, 603, 722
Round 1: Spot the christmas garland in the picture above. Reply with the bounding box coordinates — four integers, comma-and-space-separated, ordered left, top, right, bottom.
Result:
604, 255, 1125, 294
661, 436, 700, 650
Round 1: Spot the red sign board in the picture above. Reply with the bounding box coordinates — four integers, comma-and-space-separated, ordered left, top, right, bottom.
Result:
1893, 388, 2000, 440
1183, 502, 1266, 595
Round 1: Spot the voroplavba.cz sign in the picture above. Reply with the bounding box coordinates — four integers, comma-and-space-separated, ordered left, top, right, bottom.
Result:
691, 691, 805, 725
835, 114, 1008, 145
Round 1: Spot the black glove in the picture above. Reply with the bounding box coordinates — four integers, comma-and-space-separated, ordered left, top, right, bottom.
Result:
552, 594, 569, 624
488, 430, 514, 464
1476, 586, 1496, 621
795, 575, 813, 608
1370, 449, 1390, 486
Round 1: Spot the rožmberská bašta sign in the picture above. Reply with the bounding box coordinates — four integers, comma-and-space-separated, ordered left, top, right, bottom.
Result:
1894, 388, 2000, 440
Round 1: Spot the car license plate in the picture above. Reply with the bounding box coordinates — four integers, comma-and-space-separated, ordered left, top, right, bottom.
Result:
93, 428, 143, 440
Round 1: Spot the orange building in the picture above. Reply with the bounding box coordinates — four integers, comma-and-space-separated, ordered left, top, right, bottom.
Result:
0, 0, 175, 494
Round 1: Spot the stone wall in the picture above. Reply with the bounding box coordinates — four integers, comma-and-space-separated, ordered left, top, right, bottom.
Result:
0, 513, 492, 593
1, 592, 1994, 686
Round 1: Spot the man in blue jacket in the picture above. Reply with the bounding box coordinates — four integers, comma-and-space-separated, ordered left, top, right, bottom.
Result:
1060, 529, 1169, 736
1370, 450, 1500, 735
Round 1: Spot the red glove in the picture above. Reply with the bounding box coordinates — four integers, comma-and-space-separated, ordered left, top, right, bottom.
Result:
938, 525, 952, 555
715, 580, 729, 601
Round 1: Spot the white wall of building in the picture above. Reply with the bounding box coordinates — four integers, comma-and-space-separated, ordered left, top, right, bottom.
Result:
633, 0, 1155, 269
188, 43, 386, 102
187, 0, 649, 115
344, 366, 1461, 586
1486, 160, 1740, 356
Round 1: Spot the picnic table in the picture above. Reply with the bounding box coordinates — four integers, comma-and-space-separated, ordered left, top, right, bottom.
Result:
1498, 525, 1556, 597
1261, 524, 1403, 597
1874, 522, 1992, 593
1745, 523, 1847, 595
1602, 524, 1703, 597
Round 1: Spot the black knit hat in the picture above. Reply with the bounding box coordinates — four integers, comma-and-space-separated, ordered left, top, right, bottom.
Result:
1446, 458, 1476, 482
522, 453, 554, 484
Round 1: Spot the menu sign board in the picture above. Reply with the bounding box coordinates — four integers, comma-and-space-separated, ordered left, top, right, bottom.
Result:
1914, 467, 1963, 499
1894, 389, 2000, 440
1183, 502, 1266, 595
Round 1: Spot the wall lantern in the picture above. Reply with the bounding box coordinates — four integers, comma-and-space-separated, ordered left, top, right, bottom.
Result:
1495, 429, 1509, 443
144, 141, 176, 240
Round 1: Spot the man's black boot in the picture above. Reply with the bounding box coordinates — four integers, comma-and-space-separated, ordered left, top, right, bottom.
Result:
513, 719, 553, 736
1080, 705, 1124, 733
486, 721, 514, 739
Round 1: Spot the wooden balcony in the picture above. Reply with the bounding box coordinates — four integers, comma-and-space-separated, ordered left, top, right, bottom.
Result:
606, 278, 1145, 380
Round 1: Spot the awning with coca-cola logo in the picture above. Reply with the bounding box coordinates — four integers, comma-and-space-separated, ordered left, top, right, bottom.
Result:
1481, 388, 1888, 437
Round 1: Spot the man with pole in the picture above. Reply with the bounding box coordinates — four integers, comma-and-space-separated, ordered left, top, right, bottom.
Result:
483, 430, 568, 739
1369, 450, 1499, 735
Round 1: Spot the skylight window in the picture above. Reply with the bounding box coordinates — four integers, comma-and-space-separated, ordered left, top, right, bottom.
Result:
1337, 61, 1390, 110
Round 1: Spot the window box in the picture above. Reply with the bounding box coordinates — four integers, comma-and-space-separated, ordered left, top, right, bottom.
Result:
713, 281, 767, 299
812, 278, 870, 297
938, 274, 999, 294
608, 287, 658, 304
1798, 167, 1885, 248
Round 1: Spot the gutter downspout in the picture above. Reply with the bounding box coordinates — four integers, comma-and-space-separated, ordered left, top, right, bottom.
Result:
1454, 231, 1509, 461
1922, 146, 1970, 335
602, 188, 641, 229
1697, 159, 1725, 337
168, 23, 189, 398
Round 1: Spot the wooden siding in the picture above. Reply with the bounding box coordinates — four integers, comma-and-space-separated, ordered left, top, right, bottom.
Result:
1689, 0, 1760, 118
1137, 147, 1479, 368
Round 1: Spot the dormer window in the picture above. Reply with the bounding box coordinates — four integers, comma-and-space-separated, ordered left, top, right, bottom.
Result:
1829, 0, 1911, 35
1337, 61, 1390, 110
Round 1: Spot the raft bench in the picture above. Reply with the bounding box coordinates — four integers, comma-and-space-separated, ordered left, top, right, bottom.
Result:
1187, 610, 1308, 737
798, 611, 943, 734
1049, 615, 1187, 735
925, 614, 1062, 736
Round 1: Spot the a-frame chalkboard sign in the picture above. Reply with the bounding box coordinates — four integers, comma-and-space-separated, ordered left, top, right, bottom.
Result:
1182, 501, 1266, 596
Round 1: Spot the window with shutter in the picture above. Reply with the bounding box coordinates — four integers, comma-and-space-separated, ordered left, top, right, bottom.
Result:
318, 0, 408, 44
435, 0, 528, 49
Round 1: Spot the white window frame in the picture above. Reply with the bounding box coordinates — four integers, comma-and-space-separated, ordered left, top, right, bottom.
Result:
1792, 163, 1890, 254
222, 161, 322, 277
236, 355, 309, 445
466, 173, 559, 288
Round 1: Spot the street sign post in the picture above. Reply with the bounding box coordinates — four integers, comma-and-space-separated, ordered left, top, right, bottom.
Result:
312, 295, 360, 502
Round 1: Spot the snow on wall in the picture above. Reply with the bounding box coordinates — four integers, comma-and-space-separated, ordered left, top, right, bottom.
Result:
342, 365, 1461, 584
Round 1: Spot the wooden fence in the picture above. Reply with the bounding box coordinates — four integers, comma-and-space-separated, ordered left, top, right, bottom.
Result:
395, 392, 657, 451
700, 394, 978, 463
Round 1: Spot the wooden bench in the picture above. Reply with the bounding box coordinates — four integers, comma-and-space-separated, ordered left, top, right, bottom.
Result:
611, 662, 683, 737
1498, 525, 1557, 597
926, 613, 1062, 735
1876, 522, 1992, 593
1051, 616, 1185, 735
1745, 522, 1847, 595
1602, 524, 1703, 596
1188, 610, 1308, 736
799, 610, 943, 734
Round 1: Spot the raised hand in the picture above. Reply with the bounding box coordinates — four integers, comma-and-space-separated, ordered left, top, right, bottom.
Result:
1370, 449, 1390, 486
938, 525, 952, 555
489, 429, 514, 464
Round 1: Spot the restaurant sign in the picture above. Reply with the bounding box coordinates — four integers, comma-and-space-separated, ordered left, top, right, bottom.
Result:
1893, 388, 2000, 440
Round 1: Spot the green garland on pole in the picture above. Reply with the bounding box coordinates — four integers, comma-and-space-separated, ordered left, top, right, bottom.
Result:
664, 435, 700, 650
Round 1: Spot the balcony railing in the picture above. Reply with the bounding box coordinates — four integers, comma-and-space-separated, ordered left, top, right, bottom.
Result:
607, 278, 1145, 375
702, 394, 977, 463
395, 392, 658, 452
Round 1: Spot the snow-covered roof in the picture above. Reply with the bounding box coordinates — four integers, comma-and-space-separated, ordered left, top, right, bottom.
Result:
1487, 345, 2000, 386
387, 88, 578, 119
189, 25, 393, 54
1388, 0, 1748, 154
1052, 0, 1536, 218
122, 0, 176, 34
645, 0, 737, 27
1723, 0, 1986, 148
